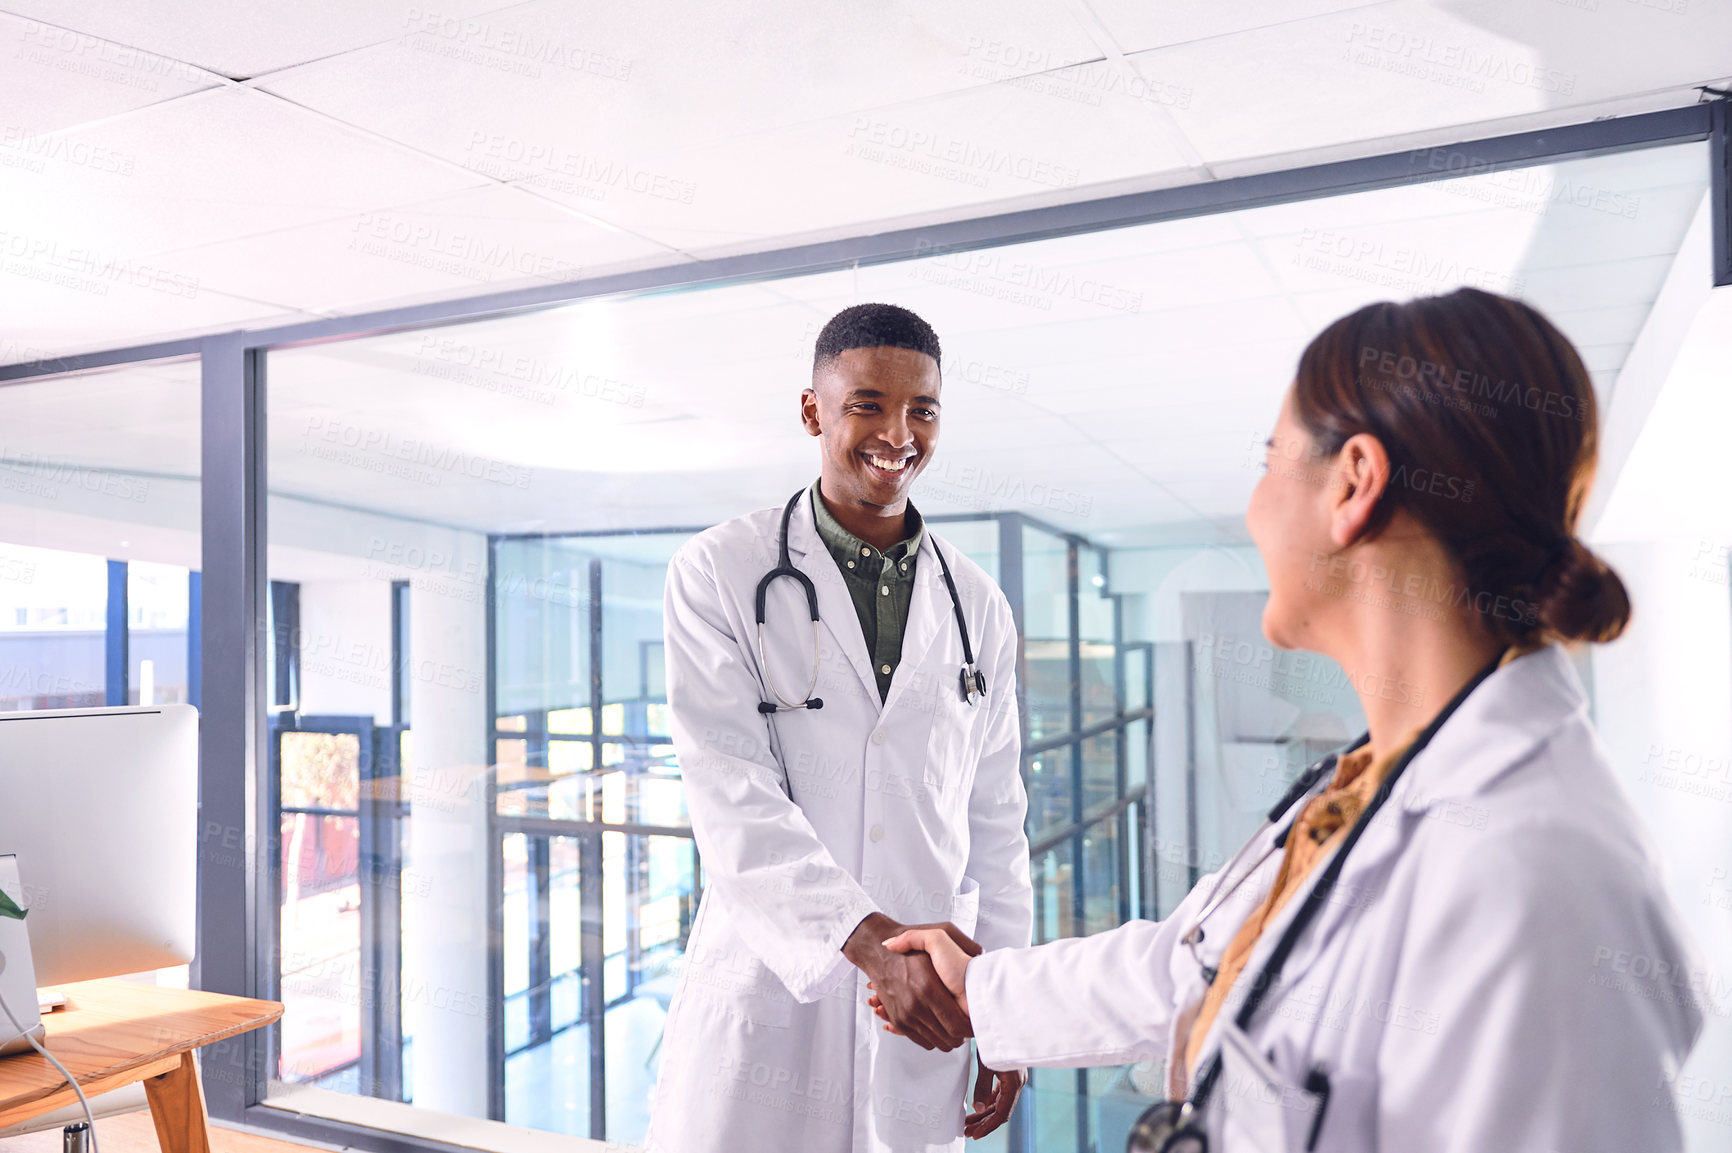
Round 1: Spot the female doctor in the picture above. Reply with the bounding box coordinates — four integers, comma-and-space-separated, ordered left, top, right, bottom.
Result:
879, 288, 1706, 1151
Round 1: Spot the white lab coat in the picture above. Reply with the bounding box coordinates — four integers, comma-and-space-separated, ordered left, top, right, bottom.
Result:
645, 491, 1032, 1153
967, 644, 1706, 1152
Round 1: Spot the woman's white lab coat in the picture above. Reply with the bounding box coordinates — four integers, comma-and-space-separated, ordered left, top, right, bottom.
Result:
645, 493, 1032, 1153
967, 644, 1705, 1152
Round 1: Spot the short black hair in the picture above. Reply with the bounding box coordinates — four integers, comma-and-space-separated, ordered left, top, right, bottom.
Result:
813, 303, 941, 374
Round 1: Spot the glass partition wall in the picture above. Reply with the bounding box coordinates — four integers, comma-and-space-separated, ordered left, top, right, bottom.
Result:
89, 126, 1711, 1153
0, 359, 200, 716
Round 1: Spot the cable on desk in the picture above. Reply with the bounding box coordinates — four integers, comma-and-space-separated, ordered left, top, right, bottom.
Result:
0, 988, 99, 1153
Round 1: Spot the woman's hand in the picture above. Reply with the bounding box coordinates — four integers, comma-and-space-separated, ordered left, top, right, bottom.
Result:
847, 914, 977, 1051
870, 929, 1023, 1138
868, 925, 976, 1027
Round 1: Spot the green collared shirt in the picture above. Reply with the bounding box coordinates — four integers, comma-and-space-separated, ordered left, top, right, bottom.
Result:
809, 479, 924, 702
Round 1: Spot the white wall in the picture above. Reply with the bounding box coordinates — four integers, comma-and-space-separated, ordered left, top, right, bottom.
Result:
1587, 284, 1732, 1147
270, 493, 497, 1117
1592, 541, 1732, 1146
1109, 543, 1267, 643
296, 579, 393, 724
402, 528, 492, 1119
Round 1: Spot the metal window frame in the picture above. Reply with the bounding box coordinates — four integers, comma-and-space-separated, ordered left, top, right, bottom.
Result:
104, 558, 128, 706
0, 102, 1718, 1152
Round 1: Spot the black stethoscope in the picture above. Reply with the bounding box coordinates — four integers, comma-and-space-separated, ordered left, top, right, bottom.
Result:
1128, 650, 1506, 1153
754, 488, 986, 715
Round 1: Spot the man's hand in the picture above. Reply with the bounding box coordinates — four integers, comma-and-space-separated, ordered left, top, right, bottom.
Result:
965, 1056, 1022, 1140
874, 925, 978, 1016
844, 913, 980, 1052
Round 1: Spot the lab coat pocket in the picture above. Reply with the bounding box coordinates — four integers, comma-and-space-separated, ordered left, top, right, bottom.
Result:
923, 690, 982, 794
949, 876, 981, 939
1215, 1022, 1325, 1153
1307, 1066, 1373, 1151
678, 909, 796, 1028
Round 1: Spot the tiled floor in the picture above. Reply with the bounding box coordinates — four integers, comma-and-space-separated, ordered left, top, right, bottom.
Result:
504, 995, 667, 1145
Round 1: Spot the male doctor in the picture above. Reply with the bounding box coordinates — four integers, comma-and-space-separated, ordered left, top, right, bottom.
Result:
645, 303, 1033, 1152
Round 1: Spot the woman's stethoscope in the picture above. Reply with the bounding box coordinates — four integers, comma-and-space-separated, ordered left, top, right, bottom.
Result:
754, 488, 986, 715
1175, 734, 1367, 983
1127, 651, 1506, 1153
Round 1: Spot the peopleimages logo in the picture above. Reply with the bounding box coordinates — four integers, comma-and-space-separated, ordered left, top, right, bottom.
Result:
1357, 346, 1586, 423
301, 417, 534, 489
917, 460, 1094, 516
847, 119, 1081, 190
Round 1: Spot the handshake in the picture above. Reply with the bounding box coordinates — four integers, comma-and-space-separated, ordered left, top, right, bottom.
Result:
842, 912, 1020, 1138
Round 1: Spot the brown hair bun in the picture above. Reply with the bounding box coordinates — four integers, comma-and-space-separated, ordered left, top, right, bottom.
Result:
1293, 288, 1631, 647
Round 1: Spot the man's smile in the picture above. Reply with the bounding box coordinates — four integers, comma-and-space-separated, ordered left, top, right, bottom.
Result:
863, 452, 914, 481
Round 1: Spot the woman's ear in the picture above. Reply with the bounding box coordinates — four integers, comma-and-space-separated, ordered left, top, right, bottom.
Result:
1328, 432, 1390, 549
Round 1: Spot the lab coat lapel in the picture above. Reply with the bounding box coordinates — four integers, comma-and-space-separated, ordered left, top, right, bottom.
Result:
1239, 647, 1583, 999
1394, 644, 1583, 816
784, 492, 883, 710
882, 534, 947, 716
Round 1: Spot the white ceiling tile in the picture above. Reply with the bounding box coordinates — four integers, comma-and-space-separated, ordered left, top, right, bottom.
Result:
1541, 305, 1655, 355
1573, 341, 1636, 375
525, 77, 1199, 253
258, 0, 1103, 149
3, 87, 488, 267
0, 11, 220, 137
0, 262, 302, 359
1088, 0, 1378, 55
1518, 255, 1678, 313
0, 358, 199, 473
0, 0, 508, 79
1127, 1, 1732, 168
1428, 0, 1732, 98
157, 184, 683, 316
260, 12, 1194, 254
1509, 183, 1708, 271
1258, 208, 1544, 299
0, 19, 1711, 545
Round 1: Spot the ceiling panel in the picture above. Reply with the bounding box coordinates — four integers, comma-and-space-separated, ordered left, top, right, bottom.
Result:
4, 0, 1723, 360
0, 261, 300, 357
0, 11, 220, 137
1517, 255, 1680, 314
154, 183, 683, 316
263, 25, 1196, 255
1088, 0, 1379, 55
0, 0, 1716, 545
1130, 1, 1732, 169
0, 0, 509, 79
257, 0, 1102, 151
3, 86, 488, 263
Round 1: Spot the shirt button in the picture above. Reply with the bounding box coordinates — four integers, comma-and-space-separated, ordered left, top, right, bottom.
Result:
869, 824, 884, 843
900, 563, 908, 572
871, 729, 887, 745
880, 585, 889, 596
880, 663, 892, 675
860, 546, 870, 557
846, 560, 855, 569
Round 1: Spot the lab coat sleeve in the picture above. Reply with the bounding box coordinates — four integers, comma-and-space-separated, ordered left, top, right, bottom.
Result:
963, 593, 1033, 955
663, 547, 880, 1002
965, 864, 1229, 1071
1377, 817, 1705, 1153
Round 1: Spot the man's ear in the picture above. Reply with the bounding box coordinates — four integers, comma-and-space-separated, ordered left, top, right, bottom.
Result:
800, 387, 822, 436
1328, 432, 1390, 549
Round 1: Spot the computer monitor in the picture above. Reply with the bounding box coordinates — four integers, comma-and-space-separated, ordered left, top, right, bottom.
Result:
0, 705, 197, 986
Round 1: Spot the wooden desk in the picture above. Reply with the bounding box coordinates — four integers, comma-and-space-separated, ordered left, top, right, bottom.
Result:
0, 980, 282, 1153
